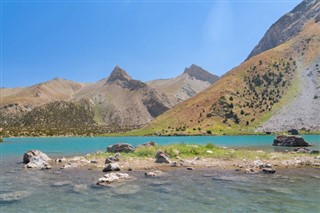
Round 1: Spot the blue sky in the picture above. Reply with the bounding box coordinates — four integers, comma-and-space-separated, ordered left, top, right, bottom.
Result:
1, 0, 299, 88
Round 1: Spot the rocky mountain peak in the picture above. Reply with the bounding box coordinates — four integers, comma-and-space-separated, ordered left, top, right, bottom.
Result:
105, 66, 147, 90
107, 66, 132, 83
183, 64, 219, 84
247, 0, 320, 60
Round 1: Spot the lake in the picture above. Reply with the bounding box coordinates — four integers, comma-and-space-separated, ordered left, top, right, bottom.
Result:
0, 135, 319, 213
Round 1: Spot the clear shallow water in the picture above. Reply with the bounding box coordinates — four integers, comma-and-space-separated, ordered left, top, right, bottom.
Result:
1, 164, 319, 213
1, 135, 320, 213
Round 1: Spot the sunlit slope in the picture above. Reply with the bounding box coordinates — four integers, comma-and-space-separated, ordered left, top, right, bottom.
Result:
138, 20, 320, 135
1, 78, 84, 107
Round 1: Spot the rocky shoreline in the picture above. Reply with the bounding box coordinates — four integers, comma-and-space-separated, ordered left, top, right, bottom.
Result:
21, 141, 320, 186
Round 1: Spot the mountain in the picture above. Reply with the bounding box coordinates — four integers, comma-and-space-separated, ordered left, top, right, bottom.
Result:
71, 66, 175, 127
0, 65, 217, 136
247, 0, 320, 59
139, 0, 320, 135
148, 64, 219, 103
1, 78, 84, 106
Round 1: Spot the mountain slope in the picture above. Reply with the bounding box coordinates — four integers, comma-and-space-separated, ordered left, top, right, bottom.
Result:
1, 78, 84, 107
247, 0, 320, 59
139, 13, 320, 135
148, 64, 219, 103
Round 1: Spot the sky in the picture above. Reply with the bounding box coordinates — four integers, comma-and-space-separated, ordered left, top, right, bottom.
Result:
1, 0, 300, 88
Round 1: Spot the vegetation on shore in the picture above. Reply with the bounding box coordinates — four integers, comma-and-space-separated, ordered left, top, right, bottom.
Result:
89, 143, 316, 162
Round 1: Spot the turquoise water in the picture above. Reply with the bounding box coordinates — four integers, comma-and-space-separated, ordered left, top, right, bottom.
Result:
1, 135, 319, 158
0, 135, 319, 213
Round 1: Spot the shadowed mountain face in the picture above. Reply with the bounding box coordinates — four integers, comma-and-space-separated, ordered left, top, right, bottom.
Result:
142, 1, 320, 135
247, 0, 320, 60
0, 65, 218, 135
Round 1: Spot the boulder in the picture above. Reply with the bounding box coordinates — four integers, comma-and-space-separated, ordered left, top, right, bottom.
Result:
23, 150, 51, 164
272, 135, 310, 147
107, 143, 135, 153
24, 157, 52, 170
155, 151, 171, 164
103, 163, 121, 172
97, 172, 130, 185
105, 153, 120, 164
136, 141, 158, 148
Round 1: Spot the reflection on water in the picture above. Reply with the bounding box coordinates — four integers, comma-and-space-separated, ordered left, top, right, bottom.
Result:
1, 158, 319, 213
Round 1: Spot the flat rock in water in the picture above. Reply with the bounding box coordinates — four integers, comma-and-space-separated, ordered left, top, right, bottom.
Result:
107, 143, 135, 153
273, 135, 310, 147
97, 172, 130, 185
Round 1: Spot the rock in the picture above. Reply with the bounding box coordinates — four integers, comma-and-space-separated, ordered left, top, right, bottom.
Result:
23, 156, 51, 170
187, 167, 194, 170
0, 191, 31, 203
206, 150, 213, 154
136, 141, 158, 148
105, 156, 119, 164
103, 163, 121, 172
23, 150, 51, 164
145, 170, 163, 177
254, 160, 272, 169
97, 172, 130, 185
95, 150, 103, 155
294, 147, 309, 153
288, 129, 299, 135
245, 168, 260, 174
273, 135, 310, 147
262, 168, 276, 174
55, 157, 66, 163
293, 147, 320, 154
155, 151, 171, 164
171, 162, 178, 167
107, 143, 135, 153
60, 163, 79, 169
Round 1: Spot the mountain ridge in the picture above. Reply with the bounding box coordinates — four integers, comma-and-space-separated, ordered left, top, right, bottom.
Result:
137, 1, 320, 135
0, 64, 218, 136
